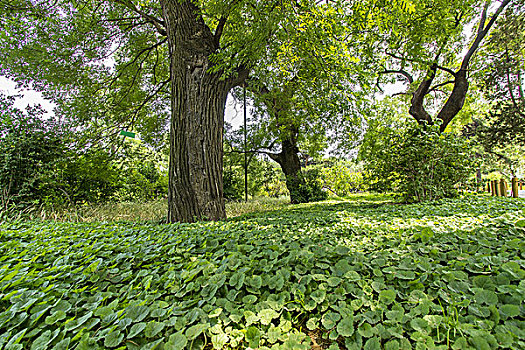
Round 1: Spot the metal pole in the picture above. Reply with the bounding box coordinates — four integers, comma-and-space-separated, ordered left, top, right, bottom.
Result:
244, 84, 248, 202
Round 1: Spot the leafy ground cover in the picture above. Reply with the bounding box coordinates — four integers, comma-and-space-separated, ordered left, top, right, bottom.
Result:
0, 194, 524, 349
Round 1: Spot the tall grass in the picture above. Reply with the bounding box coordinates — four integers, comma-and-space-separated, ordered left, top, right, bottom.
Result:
6, 197, 291, 223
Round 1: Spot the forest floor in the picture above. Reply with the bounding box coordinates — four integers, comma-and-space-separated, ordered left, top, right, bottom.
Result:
0, 194, 524, 349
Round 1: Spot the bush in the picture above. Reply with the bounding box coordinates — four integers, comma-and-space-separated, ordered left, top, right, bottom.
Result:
319, 161, 367, 196
0, 95, 66, 209
286, 168, 328, 203
360, 122, 476, 202
0, 93, 169, 210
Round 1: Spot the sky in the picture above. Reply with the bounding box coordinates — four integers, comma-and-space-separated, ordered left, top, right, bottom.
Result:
0, 75, 248, 129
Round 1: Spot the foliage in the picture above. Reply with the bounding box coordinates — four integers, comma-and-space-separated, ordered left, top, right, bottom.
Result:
223, 143, 288, 201
361, 122, 476, 202
474, 2, 525, 153
0, 93, 168, 211
319, 161, 368, 197
112, 139, 169, 202
375, 0, 512, 131
285, 168, 328, 204
1, 195, 525, 349
0, 93, 67, 209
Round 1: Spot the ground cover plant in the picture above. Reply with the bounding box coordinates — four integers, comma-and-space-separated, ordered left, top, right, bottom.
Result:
0, 194, 524, 349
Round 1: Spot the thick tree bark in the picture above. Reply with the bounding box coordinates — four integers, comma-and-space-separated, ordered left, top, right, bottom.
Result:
267, 128, 308, 204
161, 0, 243, 222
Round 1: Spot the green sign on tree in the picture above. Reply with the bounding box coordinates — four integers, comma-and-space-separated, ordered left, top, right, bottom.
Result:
120, 130, 135, 138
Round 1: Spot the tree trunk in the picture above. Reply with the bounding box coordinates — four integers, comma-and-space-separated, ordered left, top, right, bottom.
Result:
436, 69, 468, 132
161, 0, 234, 222
268, 131, 308, 204
409, 65, 436, 126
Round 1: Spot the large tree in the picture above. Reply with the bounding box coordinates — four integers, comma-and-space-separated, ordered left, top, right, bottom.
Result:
377, 0, 512, 132
0, 0, 336, 222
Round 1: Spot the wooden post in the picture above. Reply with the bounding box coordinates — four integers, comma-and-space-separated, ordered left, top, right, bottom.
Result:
512, 178, 519, 198
495, 180, 501, 196
487, 181, 491, 193
500, 179, 507, 197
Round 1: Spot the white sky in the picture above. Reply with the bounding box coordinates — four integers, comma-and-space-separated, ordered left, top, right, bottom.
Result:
0, 76, 55, 116
0, 75, 246, 128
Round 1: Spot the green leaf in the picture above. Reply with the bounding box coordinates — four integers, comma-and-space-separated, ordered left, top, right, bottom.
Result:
52, 337, 70, 350
358, 323, 374, 338
127, 322, 146, 339
259, 308, 279, 325
396, 270, 415, 280
165, 332, 187, 350
242, 295, 257, 304
245, 326, 260, 349
145, 321, 165, 338
186, 323, 208, 340
321, 312, 341, 329
499, 304, 520, 318
344, 270, 361, 281
126, 304, 150, 322
104, 330, 124, 348
45, 310, 66, 325
327, 277, 342, 287
474, 289, 498, 305
311, 289, 326, 304
30, 330, 52, 350
211, 333, 229, 349
379, 289, 396, 305
337, 316, 354, 337
363, 337, 381, 350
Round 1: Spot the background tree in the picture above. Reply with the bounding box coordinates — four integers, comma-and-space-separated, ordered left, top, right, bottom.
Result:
475, 1, 524, 152
226, 1, 376, 203
376, 0, 512, 132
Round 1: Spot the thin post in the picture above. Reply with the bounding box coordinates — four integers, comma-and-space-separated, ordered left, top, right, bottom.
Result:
243, 84, 248, 203
495, 179, 501, 196
491, 180, 496, 196
512, 177, 519, 198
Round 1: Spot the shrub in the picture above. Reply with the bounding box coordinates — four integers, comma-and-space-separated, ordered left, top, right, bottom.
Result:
319, 161, 367, 196
286, 168, 328, 203
360, 122, 476, 202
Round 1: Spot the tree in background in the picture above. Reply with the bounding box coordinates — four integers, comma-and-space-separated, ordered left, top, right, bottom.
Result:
475, 2, 524, 156
0, 93, 65, 209
377, 0, 511, 132
226, 1, 377, 203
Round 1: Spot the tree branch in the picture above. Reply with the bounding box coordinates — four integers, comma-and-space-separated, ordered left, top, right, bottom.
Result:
386, 51, 456, 77
461, 0, 511, 71
428, 80, 455, 93
112, 0, 166, 36
214, 16, 228, 47
380, 69, 414, 84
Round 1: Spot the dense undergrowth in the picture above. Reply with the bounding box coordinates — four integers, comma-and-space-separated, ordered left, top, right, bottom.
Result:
0, 194, 524, 349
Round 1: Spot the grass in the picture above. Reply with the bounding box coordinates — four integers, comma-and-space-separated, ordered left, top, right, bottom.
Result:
0, 194, 524, 349
11, 196, 290, 223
